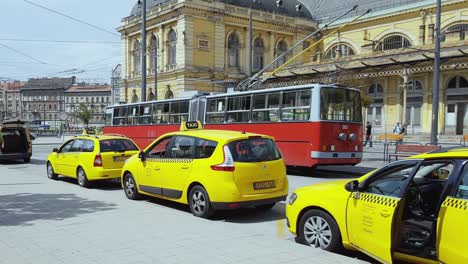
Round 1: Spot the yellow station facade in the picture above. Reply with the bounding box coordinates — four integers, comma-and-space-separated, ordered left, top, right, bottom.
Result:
118, 0, 468, 135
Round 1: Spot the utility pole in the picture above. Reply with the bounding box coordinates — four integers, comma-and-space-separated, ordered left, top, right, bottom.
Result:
431, 0, 441, 145
248, 5, 253, 78
140, 0, 147, 102
153, 41, 158, 100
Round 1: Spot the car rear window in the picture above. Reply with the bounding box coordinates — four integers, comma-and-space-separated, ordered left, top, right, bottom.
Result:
100, 139, 138, 152
227, 138, 282, 162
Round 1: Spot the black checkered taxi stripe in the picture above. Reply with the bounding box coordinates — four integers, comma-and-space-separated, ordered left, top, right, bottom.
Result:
442, 197, 468, 211
147, 158, 193, 163
352, 192, 398, 208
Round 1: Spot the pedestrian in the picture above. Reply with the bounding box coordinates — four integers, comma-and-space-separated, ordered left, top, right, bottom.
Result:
393, 122, 403, 144
364, 121, 372, 147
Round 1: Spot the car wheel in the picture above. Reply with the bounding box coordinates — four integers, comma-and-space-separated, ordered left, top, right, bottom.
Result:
46, 162, 58, 180
298, 209, 342, 252
24, 157, 31, 163
255, 203, 276, 210
123, 173, 141, 200
77, 167, 90, 188
188, 185, 213, 219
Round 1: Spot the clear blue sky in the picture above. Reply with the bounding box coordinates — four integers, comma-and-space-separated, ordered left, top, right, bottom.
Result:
0, 0, 136, 83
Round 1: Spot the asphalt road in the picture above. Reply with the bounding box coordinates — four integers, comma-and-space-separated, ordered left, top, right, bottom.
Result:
0, 144, 372, 264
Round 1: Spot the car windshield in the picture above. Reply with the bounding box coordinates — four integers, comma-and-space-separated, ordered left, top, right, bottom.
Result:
227, 138, 282, 162
99, 139, 138, 152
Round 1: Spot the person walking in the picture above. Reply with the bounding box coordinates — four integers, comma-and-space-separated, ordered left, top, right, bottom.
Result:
394, 122, 403, 144
364, 121, 373, 147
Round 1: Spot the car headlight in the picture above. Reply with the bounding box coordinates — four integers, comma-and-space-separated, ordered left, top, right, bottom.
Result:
288, 193, 298, 205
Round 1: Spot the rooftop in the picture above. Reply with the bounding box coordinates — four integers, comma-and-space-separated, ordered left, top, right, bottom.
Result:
66, 85, 111, 93
22, 77, 75, 90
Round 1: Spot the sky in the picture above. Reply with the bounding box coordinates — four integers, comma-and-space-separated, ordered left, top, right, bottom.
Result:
0, 0, 136, 83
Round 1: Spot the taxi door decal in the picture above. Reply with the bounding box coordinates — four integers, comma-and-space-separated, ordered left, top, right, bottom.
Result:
347, 192, 399, 264
438, 197, 468, 263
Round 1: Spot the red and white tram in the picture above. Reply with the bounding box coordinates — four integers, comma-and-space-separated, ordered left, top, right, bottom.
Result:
103, 83, 363, 167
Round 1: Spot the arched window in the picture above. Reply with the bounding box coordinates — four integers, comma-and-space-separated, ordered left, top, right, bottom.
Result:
276, 40, 288, 67
168, 29, 177, 66
131, 89, 139, 103
147, 91, 155, 101
325, 43, 355, 59
407, 79, 423, 93
447, 76, 468, 89
367, 83, 384, 126
150, 35, 158, 72
227, 33, 240, 67
164, 88, 174, 99
376, 35, 412, 51
442, 23, 468, 42
133, 40, 141, 75
253, 38, 264, 72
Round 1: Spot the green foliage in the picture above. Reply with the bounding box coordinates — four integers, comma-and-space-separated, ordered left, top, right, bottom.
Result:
75, 103, 94, 126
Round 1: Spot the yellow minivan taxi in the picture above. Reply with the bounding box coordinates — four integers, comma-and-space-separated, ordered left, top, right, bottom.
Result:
286, 148, 468, 264
121, 121, 288, 218
47, 134, 140, 188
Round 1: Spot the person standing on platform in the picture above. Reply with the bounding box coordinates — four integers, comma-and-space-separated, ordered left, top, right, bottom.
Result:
364, 121, 373, 147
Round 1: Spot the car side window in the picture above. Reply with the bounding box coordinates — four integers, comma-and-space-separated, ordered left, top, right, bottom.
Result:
363, 162, 418, 198
70, 140, 84, 152
195, 138, 217, 159
169, 136, 195, 159
59, 140, 74, 153
456, 164, 468, 200
147, 137, 172, 158
81, 140, 94, 152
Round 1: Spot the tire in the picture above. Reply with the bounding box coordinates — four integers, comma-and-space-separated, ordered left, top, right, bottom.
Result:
46, 162, 58, 180
255, 203, 276, 211
123, 173, 141, 200
24, 157, 31, 163
297, 209, 343, 252
188, 185, 214, 219
77, 167, 90, 188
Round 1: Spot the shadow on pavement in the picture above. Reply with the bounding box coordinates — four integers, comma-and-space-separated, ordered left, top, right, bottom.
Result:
56, 177, 122, 191
293, 239, 376, 263
0, 193, 117, 226
287, 166, 373, 179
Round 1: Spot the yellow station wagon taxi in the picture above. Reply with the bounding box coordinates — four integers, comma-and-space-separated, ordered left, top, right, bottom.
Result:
286, 148, 468, 263
47, 134, 140, 187
121, 121, 288, 218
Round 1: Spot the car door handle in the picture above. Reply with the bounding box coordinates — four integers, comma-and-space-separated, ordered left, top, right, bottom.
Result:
154, 167, 160, 171
380, 211, 391, 218
181, 165, 189, 169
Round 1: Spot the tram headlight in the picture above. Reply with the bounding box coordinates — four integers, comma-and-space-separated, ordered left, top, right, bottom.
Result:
338, 133, 347, 141
330, 145, 335, 151
289, 193, 298, 205
348, 133, 356, 141
355, 145, 359, 151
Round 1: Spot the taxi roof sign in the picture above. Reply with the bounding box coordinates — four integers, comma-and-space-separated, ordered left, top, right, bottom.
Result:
180, 121, 203, 131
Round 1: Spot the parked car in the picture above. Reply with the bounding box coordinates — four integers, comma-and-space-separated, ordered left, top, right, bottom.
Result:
46, 134, 140, 188
121, 121, 288, 218
286, 148, 468, 264
0, 119, 32, 163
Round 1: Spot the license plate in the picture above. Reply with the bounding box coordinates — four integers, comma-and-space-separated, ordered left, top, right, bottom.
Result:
253, 180, 275, 190
113, 156, 128, 162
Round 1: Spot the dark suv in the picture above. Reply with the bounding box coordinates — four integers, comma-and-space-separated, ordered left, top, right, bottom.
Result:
0, 120, 32, 163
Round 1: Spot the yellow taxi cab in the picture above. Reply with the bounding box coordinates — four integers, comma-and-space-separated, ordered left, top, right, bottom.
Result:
121, 121, 288, 218
286, 147, 468, 263
46, 134, 140, 188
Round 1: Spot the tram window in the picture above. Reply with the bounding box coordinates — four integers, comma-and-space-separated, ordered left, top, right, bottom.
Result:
206, 113, 225, 124
320, 88, 362, 122
267, 93, 280, 108
228, 96, 251, 111
281, 90, 311, 121
208, 98, 225, 112
153, 103, 170, 123
253, 94, 266, 109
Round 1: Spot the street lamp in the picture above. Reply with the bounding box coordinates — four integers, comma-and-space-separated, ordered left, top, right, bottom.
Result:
137, 0, 147, 102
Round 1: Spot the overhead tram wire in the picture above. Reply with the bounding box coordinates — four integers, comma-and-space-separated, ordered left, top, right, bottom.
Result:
0, 38, 120, 44
23, 0, 120, 38
0, 42, 48, 65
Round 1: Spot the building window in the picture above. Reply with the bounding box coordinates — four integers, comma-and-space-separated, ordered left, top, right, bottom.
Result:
253, 38, 264, 72
168, 29, 177, 66
150, 34, 158, 72
227, 33, 240, 67
447, 76, 468, 89
442, 23, 468, 42
405, 79, 423, 127
276, 40, 288, 67
325, 43, 355, 59
376, 35, 412, 51
133, 40, 141, 75
367, 83, 384, 126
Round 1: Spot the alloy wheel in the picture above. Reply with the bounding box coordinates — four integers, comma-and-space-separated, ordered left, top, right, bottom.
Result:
304, 216, 332, 249
125, 177, 136, 197
191, 191, 206, 215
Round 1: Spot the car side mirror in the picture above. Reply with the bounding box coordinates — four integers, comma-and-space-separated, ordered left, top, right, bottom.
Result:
138, 151, 147, 162
345, 180, 359, 192
52, 148, 59, 153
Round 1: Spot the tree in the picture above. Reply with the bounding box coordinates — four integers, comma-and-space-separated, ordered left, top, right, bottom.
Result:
75, 103, 93, 126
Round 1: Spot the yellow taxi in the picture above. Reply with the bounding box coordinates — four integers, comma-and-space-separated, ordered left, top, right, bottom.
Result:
46, 134, 140, 188
286, 147, 468, 263
121, 121, 288, 218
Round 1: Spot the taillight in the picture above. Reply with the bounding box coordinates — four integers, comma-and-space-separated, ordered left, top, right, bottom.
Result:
211, 145, 235, 172
94, 153, 103, 167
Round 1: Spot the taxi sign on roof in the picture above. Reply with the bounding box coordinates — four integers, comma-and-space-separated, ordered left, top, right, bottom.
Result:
180, 121, 203, 131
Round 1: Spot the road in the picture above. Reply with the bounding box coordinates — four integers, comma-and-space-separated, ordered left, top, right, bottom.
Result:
0, 143, 371, 264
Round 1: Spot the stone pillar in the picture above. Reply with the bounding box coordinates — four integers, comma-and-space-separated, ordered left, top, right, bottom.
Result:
428, 24, 435, 44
